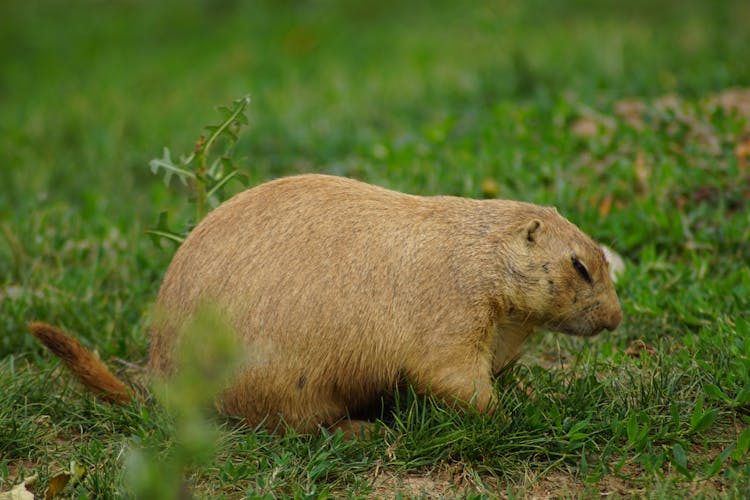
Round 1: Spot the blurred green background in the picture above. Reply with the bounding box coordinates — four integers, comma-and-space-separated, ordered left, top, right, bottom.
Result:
2, 0, 748, 215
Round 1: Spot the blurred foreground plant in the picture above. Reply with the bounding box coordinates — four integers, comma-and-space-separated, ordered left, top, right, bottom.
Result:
147, 96, 251, 246
125, 305, 243, 498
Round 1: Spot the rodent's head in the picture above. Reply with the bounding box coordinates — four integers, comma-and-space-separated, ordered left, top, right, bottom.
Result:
505, 208, 622, 337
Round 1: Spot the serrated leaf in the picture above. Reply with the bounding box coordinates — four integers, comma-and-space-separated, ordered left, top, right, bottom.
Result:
149, 147, 170, 174
147, 95, 250, 248
207, 170, 241, 200
201, 96, 250, 158
235, 112, 249, 125
207, 156, 223, 177
152, 211, 174, 234
149, 148, 194, 187
181, 151, 196, 163
145, 229, 184, 246
219, 156, 234, 171
146, 211, 185, 247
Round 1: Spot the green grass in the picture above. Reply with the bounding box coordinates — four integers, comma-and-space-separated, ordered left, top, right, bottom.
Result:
2, 0, 750, 497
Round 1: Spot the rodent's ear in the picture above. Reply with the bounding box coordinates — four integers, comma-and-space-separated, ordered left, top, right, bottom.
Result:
524, 219, 543, 243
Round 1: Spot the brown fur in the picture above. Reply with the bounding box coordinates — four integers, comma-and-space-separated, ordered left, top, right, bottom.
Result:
32, 174, 622, 434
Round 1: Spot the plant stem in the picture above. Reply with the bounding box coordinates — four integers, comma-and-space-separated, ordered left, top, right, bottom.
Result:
194, 135, 207, 223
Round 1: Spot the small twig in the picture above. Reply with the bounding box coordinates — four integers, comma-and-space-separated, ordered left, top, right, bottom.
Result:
112, 356, 147, 372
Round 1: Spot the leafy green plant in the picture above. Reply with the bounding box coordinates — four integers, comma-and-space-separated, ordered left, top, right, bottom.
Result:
125, 305, 243, 497
147, 96, 251, 246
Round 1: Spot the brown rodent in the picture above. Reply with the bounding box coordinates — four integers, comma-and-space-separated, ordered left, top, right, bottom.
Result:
31, 174, 622, 435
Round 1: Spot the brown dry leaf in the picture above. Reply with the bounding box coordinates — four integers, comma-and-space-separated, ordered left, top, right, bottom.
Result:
571, 117, 600, 138
44, 462, 86, 499
614, 98, 646, 129
625, 340, 656, 358
598, 194, 613, 217
385, 440, 398, 461
45, 473, 70, 500
735, 135, 750, 174
709, 88, 750, 118
653, 94, 683, 114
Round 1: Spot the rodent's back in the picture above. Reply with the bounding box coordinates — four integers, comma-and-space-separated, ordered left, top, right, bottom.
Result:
149, 175, 500, 375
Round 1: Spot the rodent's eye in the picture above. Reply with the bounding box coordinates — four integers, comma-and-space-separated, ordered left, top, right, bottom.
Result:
572, 255, 593, 284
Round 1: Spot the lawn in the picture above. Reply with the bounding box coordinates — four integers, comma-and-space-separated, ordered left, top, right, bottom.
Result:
1, 0, 749, 497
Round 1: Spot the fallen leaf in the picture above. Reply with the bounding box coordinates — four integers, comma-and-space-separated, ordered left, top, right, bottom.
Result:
45, 461, 86, 499
709, 88, 750, 118
598, 194, 613, 217
614, 98, 646, 129
571, 117, 599, 138
653, 94, 683, 114
385, 441, 398, 461
0, 475, 37, 500
45, 473, 70, 499
735, 135, 750, 174
625, 340, 656, 358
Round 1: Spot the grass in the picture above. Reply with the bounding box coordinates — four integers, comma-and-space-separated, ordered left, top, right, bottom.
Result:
1, 0, 750, 496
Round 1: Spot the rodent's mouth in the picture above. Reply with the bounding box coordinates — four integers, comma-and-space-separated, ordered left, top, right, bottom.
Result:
554, 322, 608, 338
551, 308, 622, 337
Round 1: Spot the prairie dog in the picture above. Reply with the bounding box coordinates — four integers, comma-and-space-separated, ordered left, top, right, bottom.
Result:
32, 174, 622, 434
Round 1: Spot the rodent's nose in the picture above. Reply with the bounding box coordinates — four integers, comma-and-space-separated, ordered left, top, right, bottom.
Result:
605, 306, 623, 332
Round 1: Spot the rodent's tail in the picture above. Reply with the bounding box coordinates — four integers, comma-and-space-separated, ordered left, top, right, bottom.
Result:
28, 322, 132, 404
